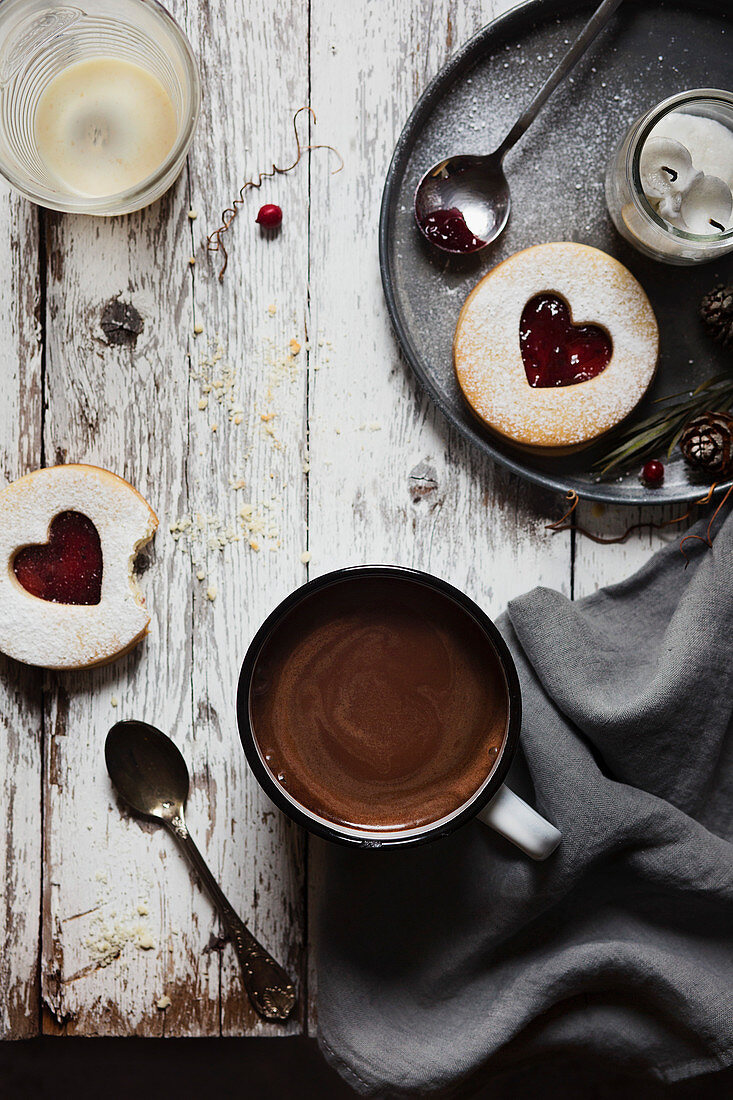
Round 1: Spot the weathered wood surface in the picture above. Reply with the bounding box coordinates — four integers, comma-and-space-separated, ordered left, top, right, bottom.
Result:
0, 189, 42, 1039
35, 0, 308, 1038
1, 0, 672, 1039
185, 0, 309, 1038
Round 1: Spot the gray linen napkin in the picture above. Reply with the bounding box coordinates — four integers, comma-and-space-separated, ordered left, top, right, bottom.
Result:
315, 510, 733, 1097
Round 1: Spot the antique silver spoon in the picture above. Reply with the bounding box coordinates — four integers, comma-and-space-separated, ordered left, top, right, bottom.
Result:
105, 719, 296, 1023
414, 0, 624, 253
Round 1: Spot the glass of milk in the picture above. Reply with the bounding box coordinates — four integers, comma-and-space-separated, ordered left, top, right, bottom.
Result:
605, 89, 733, 265
0, 0, 201, 215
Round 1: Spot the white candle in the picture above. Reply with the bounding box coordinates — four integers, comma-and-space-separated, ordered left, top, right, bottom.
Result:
34, 57, 177, 198
640, 112, 733, 235
651, 113, 733, 188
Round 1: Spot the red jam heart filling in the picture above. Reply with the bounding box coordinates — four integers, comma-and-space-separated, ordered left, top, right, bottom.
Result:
13, 511, 103, 605
519, 293, 612, 388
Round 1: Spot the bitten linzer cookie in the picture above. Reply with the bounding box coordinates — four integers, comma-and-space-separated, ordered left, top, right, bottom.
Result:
453, 242, 659, 451
0, 464, 158, 669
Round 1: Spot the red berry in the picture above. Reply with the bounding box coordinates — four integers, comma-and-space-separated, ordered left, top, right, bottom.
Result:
256, 204, 282, 229
642, 459, 664, 485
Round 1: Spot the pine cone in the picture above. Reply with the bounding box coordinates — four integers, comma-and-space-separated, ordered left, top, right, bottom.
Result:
679, 411, 733, 476
700, 284, 733, 347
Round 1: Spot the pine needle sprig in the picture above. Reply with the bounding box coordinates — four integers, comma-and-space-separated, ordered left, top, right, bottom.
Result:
595, 374, 733, 476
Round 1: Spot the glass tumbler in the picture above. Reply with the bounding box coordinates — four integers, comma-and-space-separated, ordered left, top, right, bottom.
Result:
605, 89, 733, 265
0, 0, 201, 215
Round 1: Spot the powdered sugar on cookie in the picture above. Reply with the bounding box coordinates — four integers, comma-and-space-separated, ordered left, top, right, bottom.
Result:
454, 243, 659, 449
0, 465, 157, 669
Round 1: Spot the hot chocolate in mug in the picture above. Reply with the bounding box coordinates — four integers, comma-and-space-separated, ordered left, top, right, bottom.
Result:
237, 566, 561, 859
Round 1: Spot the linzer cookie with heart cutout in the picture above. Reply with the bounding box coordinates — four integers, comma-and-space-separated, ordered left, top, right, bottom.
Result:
453, 242, 659, 452
0, 464, 158, 669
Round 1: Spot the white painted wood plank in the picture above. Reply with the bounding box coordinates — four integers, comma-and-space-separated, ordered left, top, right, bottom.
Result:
185, 0, 310, 1037
36, 0, 310, 1037
39, 187, 212, 1035
308, 0, 569, 601
306, 0, 572, 1030
0, 184, 42, 1039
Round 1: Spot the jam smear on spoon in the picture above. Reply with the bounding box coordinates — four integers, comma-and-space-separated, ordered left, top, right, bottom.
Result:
418, 207, 486, 253
520, 293, 612, 388
14, 511, 103, 605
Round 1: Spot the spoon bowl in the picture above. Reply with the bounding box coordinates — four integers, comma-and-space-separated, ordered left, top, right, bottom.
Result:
414, 153, 510, 253
105, 719, 189, 823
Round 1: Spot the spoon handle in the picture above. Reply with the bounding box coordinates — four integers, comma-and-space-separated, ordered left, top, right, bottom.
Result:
168, 816, 296, 1022
495, 0, 623, 161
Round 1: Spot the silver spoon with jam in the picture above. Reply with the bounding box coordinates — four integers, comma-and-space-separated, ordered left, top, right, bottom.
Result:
414, 0, 623, 254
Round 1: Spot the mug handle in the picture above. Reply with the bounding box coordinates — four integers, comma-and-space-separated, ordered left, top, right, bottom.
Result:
477, 784, 561, 860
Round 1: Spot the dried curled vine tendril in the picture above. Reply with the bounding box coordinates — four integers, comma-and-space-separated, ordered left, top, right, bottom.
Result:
545, 485, 728, 561
679, 482, 733, 566
206, 106, 343, 281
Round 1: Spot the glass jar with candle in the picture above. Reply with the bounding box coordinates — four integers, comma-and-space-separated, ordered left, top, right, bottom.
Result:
605, 89, 733, 265
0, 0, 200, 215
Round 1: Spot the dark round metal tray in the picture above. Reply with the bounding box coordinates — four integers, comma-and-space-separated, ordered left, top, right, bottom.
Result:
379, 0, 733, 504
